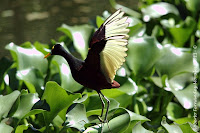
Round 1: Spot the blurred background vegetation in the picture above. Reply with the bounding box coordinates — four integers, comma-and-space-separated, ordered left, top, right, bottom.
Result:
0, 0, 138, 58
0, 0, 200, 133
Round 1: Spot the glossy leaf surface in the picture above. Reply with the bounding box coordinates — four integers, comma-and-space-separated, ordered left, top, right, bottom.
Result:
42, 81, 81, 126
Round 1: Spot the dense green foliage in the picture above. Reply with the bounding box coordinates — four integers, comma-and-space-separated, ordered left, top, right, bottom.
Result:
0, 0, 200, 132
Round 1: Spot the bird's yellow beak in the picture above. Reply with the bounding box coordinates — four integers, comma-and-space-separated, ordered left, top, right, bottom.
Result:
44, 53, 51, 58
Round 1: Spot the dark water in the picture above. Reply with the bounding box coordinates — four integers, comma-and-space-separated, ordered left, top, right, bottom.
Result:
0, 0, 138, 58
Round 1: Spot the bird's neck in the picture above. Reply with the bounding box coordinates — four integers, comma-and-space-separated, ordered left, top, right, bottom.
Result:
60, 49, 83, 72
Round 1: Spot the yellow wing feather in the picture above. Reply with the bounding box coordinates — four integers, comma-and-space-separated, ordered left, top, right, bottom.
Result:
100, 9, 129, 83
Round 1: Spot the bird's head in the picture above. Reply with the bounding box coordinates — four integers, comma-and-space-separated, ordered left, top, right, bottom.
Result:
44, 44, 64, 58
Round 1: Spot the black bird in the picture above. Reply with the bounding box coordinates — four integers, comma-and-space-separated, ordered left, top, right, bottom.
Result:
45, 9, 129, 131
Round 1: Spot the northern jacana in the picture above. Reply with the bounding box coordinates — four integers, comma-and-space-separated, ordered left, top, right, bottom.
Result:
45, 9, 129, 131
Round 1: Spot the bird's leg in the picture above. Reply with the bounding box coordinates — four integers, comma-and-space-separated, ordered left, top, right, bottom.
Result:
99, 91, 112, 133
98, 92, 105, 117
99, 91, 110, 123
97, 91, 105, 133
98, 92, 105, 122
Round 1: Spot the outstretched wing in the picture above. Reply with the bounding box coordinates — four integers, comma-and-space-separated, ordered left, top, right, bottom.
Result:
85, 9, 129, 83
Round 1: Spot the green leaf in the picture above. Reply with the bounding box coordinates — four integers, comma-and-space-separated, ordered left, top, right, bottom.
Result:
175, 117, 194, 124
42, 81, 81, 126
165, 76, 200, 109
132, 121, 153, 133
109, 0, 141, 18
178, 122, 197, 133
23, 109, 46, 119
74, 94, 88, 103
0, 90, 20, 120
168, 73, 193, 91
16, 68, 44, 94
51, 56, 83, 92
125, 109, 150, 132
161, 116, 183, 133
84, 108, 149, 133
169, 17, 196, 47
85, 108, 130, 133
57, 24, 94, 59
127, 36, 163, 78
128, 17, 146, 37
15, 124, 28, 133
5, 42, 48, 74
155, 44, 196, 78
142, 2, 179, 20
96, 16, 104, 28
13, 93, 40, 120
34, 41, 50, 55
0, 123, 13, 133
150, 76, 163, 88
117, 77, 138, 95
65, 103, 89, 131
166, 102, 184, 120
185, 0, 200, 14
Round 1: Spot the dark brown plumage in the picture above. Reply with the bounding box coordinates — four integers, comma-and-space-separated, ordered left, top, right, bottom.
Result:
45, 9, 129, 132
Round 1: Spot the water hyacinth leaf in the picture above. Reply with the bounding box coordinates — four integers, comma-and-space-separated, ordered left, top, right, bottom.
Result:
115, 76, 138, 95
23, 109, 46, 119
150, 76, 163, 88
84, 108, 130, 133
132, 121, 153, 133
74, 94, 88, 104
125, 109, 150, 132
178, 123, 197, 133
185, 0, 200, 14
34, 41, 50, 55
128, 17, 146, 37
166, 102, 184, 121
15, 124, 29, 133
13, 93, 40, 120
168, 73, 193, 91
16, 68, 44, 94
84, 108, 149, 133
155, 44, 196, 78
52, 115, 64, 128
161, 116, 183, 133
65, 103, 89, 131
42, 81, 81, 126
102, 113, 130, 133
142, 2, 179, 21
165, 76, 200, 109
169, 17, 196, 47
5, 42, 48, 74
0, 123, 13, 133
0, 90, 20, 120
96, 15, 104, 28
175, 117, 194, 124
57, 24, 93, 59
127, 36, 163, 78
164, 79, 196, 109
172, 84, 199, 109
109, 0, 141, 18
51, 56, 82, 92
